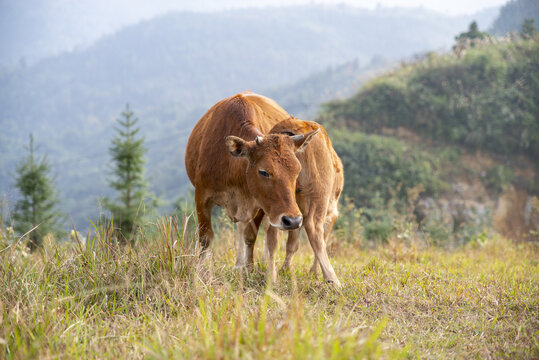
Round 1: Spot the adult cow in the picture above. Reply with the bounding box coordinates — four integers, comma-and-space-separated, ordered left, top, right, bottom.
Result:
185, 91, 342, 286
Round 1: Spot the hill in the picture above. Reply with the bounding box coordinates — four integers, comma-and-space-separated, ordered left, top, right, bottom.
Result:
318, 38, 539, 241
489, 0, 539, 35
320, 39, 539, 161
268, 57, 392, 119
0, 5, 494, 229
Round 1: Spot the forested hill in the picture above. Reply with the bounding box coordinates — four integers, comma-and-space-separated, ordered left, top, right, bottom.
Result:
317, 36, 538, 241
320, 38, 539, 166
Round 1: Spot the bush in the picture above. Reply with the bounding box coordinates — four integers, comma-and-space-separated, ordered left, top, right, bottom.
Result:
332, 131, 446, 209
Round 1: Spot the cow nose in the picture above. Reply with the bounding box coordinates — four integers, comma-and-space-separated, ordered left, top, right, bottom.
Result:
281, 215, 302, 230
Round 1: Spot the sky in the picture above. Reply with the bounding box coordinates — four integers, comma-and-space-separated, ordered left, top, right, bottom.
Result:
326, 0, 507, 14
191, 0, 508, 15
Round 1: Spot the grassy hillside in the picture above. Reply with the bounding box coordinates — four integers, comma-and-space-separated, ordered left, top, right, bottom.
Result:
1, 216, 537, 359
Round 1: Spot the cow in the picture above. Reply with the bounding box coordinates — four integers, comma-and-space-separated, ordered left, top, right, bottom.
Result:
185, 91, 342, 286
267, 117, 343, 283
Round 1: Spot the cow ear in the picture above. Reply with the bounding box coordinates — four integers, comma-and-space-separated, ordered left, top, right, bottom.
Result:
292, 127, 320, 152
225, 136, 251, 157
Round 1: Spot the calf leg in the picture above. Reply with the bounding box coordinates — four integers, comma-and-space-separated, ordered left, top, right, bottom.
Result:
311, 211, 338, 275
305, 220, 341, 287
281, 229, 300, 272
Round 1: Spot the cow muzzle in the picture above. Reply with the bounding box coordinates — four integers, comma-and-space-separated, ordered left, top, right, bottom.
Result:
280, 215, 303, 230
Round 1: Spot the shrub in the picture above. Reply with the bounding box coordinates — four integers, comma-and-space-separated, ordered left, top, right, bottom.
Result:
332, 131, 446, 209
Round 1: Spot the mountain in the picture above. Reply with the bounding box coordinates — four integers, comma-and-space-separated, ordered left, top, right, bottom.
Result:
0, 0, 291, 71
0, 5, 499, 228
490, 0, 539, 35
268, 57, 393, 119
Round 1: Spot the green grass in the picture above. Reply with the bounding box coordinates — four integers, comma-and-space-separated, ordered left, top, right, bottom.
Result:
1, 216, 538, 359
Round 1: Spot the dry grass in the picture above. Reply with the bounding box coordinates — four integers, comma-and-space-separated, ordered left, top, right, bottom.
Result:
1, 216, 538, 359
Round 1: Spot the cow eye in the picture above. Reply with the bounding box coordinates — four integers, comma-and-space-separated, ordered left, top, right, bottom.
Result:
258, 170, 270, 178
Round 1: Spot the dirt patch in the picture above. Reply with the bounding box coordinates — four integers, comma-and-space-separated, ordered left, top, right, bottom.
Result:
493, 187, 539, 241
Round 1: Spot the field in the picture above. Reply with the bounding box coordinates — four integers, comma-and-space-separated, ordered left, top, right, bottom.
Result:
1, 216, 538, 359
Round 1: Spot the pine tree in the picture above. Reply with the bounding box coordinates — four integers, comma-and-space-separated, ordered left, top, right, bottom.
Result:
13, 134, 63, 251
104, 104, 153, 243
455, 21, 488, 42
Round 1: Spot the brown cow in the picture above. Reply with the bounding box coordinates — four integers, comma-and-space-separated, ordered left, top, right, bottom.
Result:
185, 91, 342, 285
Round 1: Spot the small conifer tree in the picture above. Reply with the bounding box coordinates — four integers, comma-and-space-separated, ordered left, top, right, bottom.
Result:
455, 21, 488, 43
13, 134, 63, 251
104, 104, 154, 243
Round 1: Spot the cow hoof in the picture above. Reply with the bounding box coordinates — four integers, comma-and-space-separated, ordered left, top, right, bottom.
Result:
326, 280, 342, 288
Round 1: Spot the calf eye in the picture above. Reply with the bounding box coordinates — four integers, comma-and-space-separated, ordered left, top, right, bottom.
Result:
258, 170, 270, 178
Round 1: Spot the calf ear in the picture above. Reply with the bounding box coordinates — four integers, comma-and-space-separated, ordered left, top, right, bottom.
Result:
292, 127, 320, 152
225, 136, 250, 157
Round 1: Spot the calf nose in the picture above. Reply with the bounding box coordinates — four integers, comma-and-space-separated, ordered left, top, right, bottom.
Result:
281, 215, 303, 230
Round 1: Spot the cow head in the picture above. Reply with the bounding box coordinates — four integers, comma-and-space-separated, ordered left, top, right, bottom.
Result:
225, 129, 319, 230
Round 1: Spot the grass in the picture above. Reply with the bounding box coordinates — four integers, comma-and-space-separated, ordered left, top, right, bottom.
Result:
1, 216, 538, 359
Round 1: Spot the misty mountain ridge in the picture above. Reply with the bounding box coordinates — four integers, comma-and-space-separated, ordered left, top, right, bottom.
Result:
0, 2, 500, 71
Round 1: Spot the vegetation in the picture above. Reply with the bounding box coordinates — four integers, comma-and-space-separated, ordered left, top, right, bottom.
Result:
1, 214, 537, 359
322, 38, 539, 163
333, 131, 446, 208
455, 21, 489, 42
12, 134, 63, 250
318, 35, 538, 243
104, 104, 154, 243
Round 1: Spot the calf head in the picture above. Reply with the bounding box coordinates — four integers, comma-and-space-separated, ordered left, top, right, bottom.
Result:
269, 117, 320, 137
225, 129, 319, 230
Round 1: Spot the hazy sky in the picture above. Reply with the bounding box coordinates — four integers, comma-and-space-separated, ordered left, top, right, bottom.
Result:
202, 0, 507, 15
322, 0, 506, 14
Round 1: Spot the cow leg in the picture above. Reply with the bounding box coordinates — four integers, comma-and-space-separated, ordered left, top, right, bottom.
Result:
195, 189, 214, 260
263, 222, 279, 283
281, 229, 300, 272
235, 210, 264, 268
305, 219, 341, 287
245, 210, 264, 265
